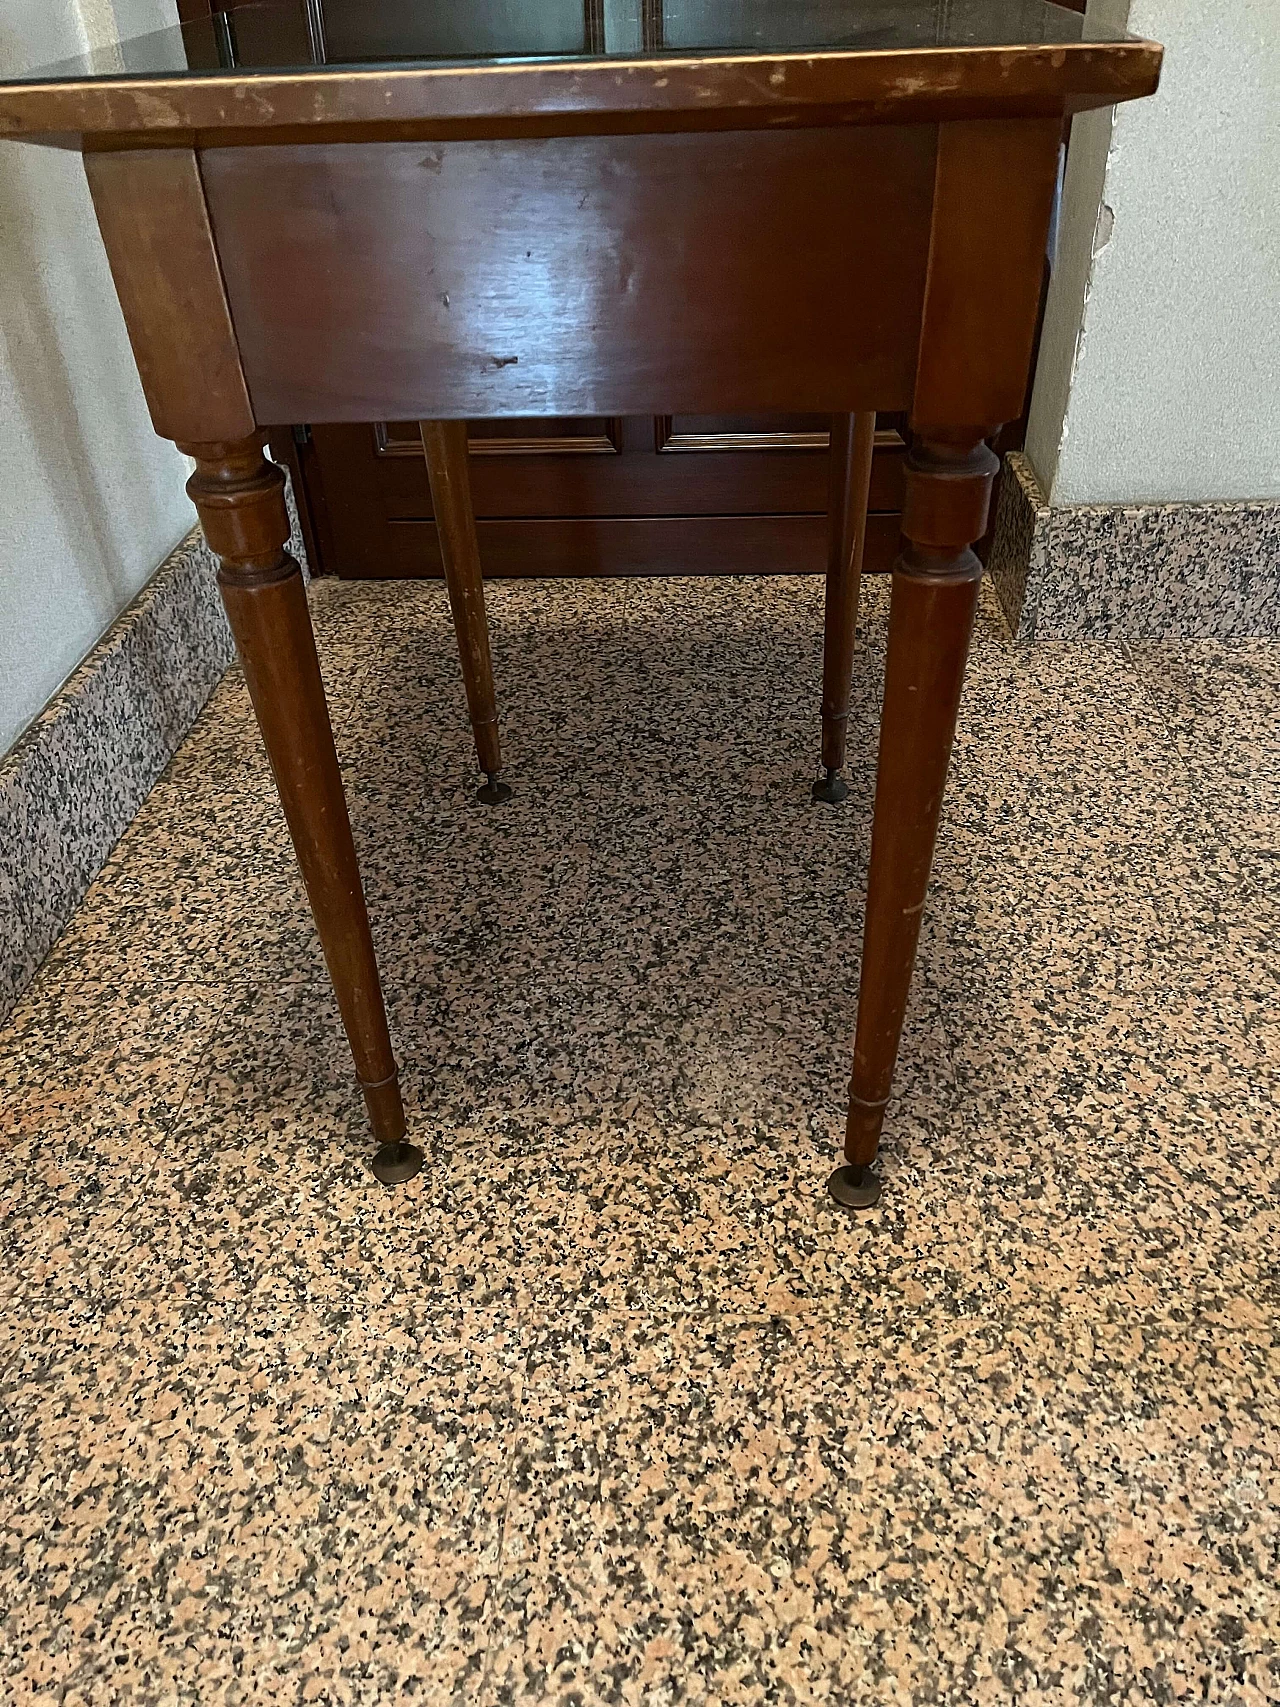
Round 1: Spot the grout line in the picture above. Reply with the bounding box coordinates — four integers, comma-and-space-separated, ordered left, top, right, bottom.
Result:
1117, 643, 1263, 910
471, 1343, 533, 1707
1121, 639, 1273, 881
0, 973, 236, 1248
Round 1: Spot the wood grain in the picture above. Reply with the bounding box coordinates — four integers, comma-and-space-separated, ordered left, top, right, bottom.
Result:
298, 413, 907, 580
203, 127, 936, 422
845, 437, 999, 1167
181, 435, 406, 1151
84, 148, 254, 443
819, 411, 878, 780
911, 117, 1064, 433
375, 513, 903, 580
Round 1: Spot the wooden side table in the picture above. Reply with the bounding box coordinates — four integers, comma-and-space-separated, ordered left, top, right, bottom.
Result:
0, 0, 1161, 1204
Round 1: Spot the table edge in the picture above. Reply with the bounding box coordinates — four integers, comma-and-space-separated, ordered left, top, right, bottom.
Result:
0, 40, 1163, 145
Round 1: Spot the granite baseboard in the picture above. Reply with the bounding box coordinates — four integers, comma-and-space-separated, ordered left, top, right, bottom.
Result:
0, 471, 305, 1025
990, 451, 1280, 641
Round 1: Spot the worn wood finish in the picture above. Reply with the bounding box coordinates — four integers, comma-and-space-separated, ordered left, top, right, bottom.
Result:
835, 111, 1073, 1194
816, 411, 877, 800
0, 42, 1163, 149
201, 128, 936, 421
182, 434, 414, 1170
419, 419, 506, 793
83, 148, 254, 443
844, 436, 997, 1175
15, 19, 1162, 1190
912, 118, 1063, 432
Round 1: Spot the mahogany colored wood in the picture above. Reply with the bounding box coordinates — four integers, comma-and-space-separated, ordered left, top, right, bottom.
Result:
419, 419, 505, 787
2, 21, 1163, 1189
0, 40, 1163, 150
415, 407, 882, 798
300, 415, 907, 581
818, 411, 877, 785
200, 128, 936, 421
266, 427, 329, 584
912, 118, 1063, 432
380, 512, 903, 580
840, 111, 1066, 1176
181, 434, 408, 1155
83, 149, 254, 444
370, 416, 908, 514
845, 435, 999, 1167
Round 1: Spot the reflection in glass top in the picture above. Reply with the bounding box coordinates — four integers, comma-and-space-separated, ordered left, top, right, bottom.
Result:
9, 0, 1107, 85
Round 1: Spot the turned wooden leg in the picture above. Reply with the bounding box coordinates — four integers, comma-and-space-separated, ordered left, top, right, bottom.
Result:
830, 433, 999, 1210
813, 410, 877, 805
419, 419, 511, 805
182, 435, 422, 1186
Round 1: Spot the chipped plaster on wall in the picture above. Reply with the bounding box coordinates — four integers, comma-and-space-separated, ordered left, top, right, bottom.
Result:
1025, 0, 1280, 508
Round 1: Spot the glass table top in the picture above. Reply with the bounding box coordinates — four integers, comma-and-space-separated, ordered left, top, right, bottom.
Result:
11, 0, 1110, 86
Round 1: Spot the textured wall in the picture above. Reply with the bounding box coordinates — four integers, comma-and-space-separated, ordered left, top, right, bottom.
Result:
0, 0, 193, 756
1025, 0, 1280, 507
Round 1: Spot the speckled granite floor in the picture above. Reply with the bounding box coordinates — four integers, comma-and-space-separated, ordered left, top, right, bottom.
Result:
2, 574, 1277, 1705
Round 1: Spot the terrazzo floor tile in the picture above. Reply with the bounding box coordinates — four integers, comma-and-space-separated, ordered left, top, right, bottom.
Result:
0, 974, 227, 1154
920, 868, 1279, 1138
491, 1309, 1280, 1706
3, 572, 1279, 1704
1127, 640, 1280, 853
93, 965, 909, 1320
0, 1297, 525, 1706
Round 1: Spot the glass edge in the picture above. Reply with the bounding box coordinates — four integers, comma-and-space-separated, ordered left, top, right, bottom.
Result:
3, 30, 1145, 92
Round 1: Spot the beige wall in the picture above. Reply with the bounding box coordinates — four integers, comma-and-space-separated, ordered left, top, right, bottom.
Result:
0, 0, 193, 755
1026, 0, 1280, 506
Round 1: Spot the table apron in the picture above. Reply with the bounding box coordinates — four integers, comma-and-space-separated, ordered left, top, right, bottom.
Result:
199, 126, 937, 423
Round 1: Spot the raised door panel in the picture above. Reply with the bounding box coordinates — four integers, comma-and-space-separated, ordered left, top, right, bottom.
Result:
299, 413, 905, 579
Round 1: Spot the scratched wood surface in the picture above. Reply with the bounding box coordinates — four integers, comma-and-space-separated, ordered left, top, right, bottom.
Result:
0, 37, 1162, 148
202, 128, 936, 422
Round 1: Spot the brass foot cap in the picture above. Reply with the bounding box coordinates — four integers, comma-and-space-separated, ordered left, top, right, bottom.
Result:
477, 774, 514, 806
371, 1142, 425, 1185
827, 1163, 881, 1210
811, 769, 849, 805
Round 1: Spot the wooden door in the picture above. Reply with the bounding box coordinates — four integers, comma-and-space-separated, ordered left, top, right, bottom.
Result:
283, 415, 907, 579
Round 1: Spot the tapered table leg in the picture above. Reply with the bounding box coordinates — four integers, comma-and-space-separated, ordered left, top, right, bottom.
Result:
182, 435, 422, 1186
813, 410, 877, 804
419, 419, 511, 805
829, 433, 999, 1210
